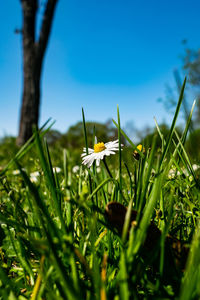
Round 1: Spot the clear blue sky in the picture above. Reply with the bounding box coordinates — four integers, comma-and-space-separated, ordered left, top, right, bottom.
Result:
1, 0, 200, 137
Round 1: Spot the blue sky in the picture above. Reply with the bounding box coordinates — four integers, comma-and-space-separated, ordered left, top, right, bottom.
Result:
1, 0, 200, 137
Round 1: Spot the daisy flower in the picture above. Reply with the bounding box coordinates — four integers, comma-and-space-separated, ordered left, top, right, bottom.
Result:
81, 139, 122, 168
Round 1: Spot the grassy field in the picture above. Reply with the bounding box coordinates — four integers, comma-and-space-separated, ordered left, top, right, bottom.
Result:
0, 80, 200, 299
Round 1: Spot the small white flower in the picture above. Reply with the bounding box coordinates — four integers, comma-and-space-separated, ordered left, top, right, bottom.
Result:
182, 168, 189, 177
30, 175, 38, 183
12, 170, 20, 175
168, 169, 176, 179
30, 171, 40, 177
81, 139, 122, 168
12, 168, 26, 175
72, 165, 80, 173
192, 164, 200, 171
30, 171, 40, 183
53, 167, 62, 173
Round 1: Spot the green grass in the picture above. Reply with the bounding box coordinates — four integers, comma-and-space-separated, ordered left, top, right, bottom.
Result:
0, 80, 200, 299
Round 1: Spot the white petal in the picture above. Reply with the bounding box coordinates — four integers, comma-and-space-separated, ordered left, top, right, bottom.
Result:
106, 150, 116, 155
82, 152, 99, 168
82, 147, 94, 154
105, 152, 111, 156
88, 159, 94, 167
83, 154, 95, 164
100, 152, 105, 160
107, 146, 118, 150
83, 157, 94, 167
105, 144, 116, 149
94, 152, 102, 158
82, 155, 92, 164
96, 159, 100, 166
105, 140, 119, 146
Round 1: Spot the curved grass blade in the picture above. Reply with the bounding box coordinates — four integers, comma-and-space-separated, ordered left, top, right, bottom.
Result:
112, 119, 144, 158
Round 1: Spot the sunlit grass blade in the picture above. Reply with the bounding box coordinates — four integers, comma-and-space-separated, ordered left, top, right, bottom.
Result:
31, 255, 45, 300
117, 105, 122, 202
172, 99, 196, 171
138, 134, 157, 213
121, 197, 134, 243
89, 216, 101, 300
181, 99, 196, 146
180, 223, 200, 300
124, 161, 133, 199
128, 171, 162, 261
34, 129, 66, 232
119, 250, 129, 300
159, 77, 186, 169
174, 130, 197, 181
82, 108, 93, 199
82, 108, 89, 155
7, 225, 35, 285
15, 161, 61, 240
160, 99, 196, 185
154, 117, 165, 151
159, 194, 174, 278
87, 178, 116, 200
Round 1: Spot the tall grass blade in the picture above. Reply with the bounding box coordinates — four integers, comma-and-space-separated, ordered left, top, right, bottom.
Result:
159, 77, 186, 169
112, 119, 144, 158
117, 105, 122, 202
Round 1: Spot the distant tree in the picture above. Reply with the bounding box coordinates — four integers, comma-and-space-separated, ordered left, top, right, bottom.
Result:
183, 48, 200, 86
186, 128, 200, 162
182, 46, 200, 125
160, 43, 200, 128
45, 129, 62, 145
139, 123, 183, 155
17, 0, 58, 146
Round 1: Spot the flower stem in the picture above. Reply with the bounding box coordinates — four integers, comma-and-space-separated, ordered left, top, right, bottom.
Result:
103, 158, 113, 179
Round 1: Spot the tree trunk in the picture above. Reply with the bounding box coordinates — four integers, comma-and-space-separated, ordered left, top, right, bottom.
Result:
17, 70, 41, 145
17, 0, 58, 146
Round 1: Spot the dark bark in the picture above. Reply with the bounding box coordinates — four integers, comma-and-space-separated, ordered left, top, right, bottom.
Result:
17, 0, 58, 146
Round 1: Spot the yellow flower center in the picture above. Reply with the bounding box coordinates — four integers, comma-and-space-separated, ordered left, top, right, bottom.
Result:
94, 142, 106, 153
